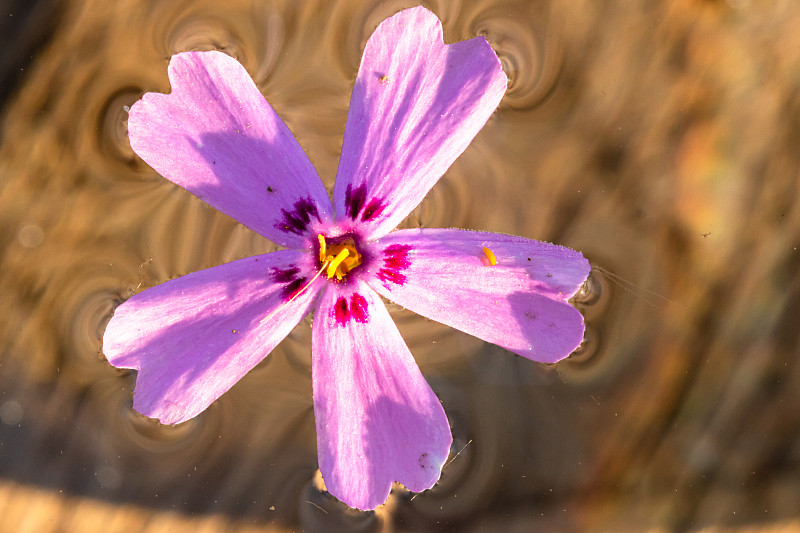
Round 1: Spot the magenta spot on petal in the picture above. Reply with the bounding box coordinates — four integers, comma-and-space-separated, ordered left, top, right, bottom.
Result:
383, 244, 411, 269
334, 297, 349, 326
275, 197, 320, 236
377, 269, 406, 285
349, 293, 368, 323
378, 244, 412, 287
333, 293, 369, 326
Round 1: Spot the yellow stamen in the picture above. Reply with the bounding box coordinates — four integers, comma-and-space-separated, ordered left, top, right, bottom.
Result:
482, 247, 497, 266
318, 234, 327, 263
326, 248, 350, 279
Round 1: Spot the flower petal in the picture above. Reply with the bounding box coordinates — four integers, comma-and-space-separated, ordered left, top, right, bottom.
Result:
333, 7, 507, 239
312, 281, 452, 510
103, 250, 322, 424
367, 228, 590, 363
128, 51, 332, 248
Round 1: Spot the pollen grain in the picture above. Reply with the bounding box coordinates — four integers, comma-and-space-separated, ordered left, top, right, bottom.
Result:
482, 246, 497, 266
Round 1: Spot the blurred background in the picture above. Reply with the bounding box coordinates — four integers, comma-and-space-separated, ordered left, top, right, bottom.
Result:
2, 0, 800, 531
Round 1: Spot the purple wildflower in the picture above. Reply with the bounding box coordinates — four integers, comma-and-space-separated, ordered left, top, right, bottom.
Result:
103, 7, 589, 510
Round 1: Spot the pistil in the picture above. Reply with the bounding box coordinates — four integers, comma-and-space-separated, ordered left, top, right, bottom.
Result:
327, 249, 351, 280
318, 234, 363, 280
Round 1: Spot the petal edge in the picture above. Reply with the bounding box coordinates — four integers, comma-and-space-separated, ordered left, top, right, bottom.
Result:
104, 250, 321, 424
312, 281, 452, 510
128, 51, 332, 248
368, 228, 590, 363
333, 7, 507, 238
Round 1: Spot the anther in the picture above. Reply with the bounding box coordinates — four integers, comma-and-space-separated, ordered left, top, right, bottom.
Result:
327, 248, 350, 279
318, 234, 327, 263
482, 247, 497, 266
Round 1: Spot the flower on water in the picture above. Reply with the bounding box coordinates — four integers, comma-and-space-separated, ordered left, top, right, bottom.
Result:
103, 7, 590, 510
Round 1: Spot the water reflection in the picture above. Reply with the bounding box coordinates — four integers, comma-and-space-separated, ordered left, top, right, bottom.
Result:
2, 0, 800, 531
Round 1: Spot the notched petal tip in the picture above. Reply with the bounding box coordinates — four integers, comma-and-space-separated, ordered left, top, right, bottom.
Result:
102, 252, 320, 426
313, 283, 452, 510
370, 229, 589, 364
333, 6, 509, 239
127, 50, 332, 248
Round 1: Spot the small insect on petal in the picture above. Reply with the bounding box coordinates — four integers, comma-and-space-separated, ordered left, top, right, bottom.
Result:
482, 247, 497, 266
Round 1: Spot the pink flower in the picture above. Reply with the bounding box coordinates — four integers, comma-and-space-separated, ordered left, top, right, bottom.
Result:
103, 7, 589, 510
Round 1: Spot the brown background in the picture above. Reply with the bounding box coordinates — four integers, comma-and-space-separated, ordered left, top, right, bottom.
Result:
1, 0, 800, 531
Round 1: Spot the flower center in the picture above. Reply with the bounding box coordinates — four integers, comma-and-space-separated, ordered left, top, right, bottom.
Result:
318, 234, 362, 281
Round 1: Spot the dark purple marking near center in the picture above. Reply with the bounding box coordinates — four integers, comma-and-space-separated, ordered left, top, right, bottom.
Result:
344, 183, 387, 222
275, 197, 320, 236
333, 293, 370, 326
272, 266, 299, 283
344, 183, 366, 219
377, 244, 412, 286
271, 266, 307, 301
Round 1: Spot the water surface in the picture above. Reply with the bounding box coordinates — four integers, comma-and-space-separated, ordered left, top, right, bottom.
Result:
2, 0, 800, 531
